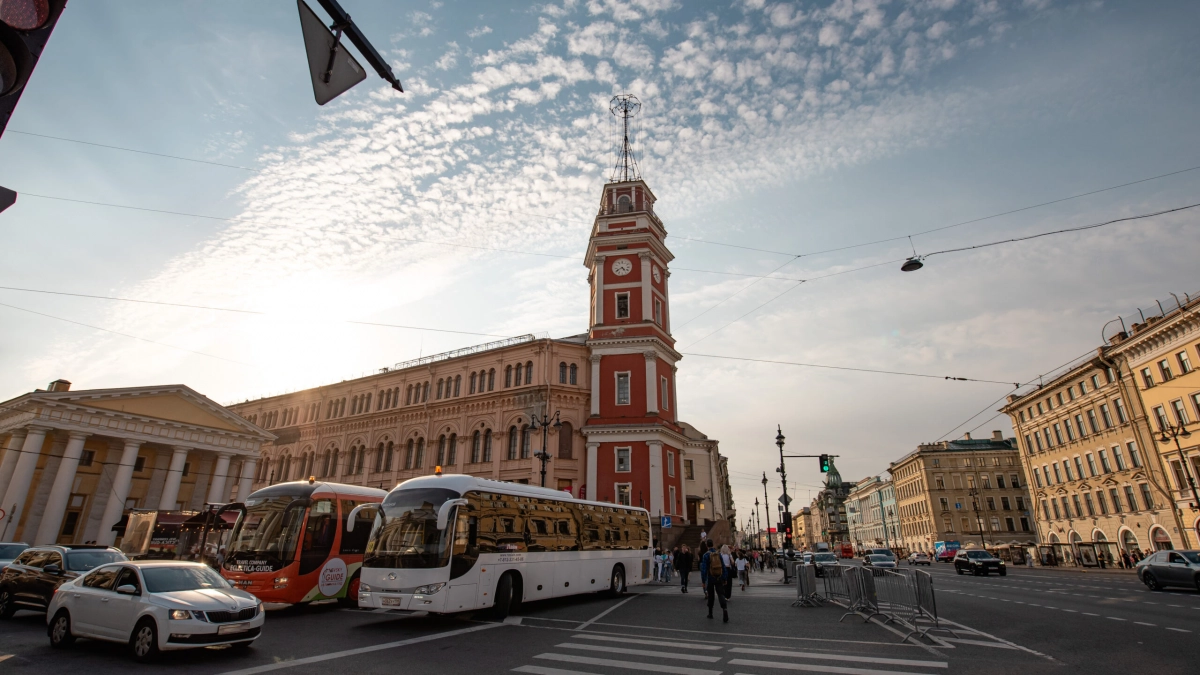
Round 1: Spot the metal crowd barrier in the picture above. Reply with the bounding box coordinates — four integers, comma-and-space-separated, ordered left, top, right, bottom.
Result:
819, 565, 851, 605
791, 562, 822, 607
798, 564, 942, 642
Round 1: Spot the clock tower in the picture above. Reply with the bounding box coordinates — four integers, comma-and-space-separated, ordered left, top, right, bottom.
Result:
581, 100, 686, 526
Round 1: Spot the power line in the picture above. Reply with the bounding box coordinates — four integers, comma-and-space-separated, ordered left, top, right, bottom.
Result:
680, 352, 1018, 385
5, 130, 258, 171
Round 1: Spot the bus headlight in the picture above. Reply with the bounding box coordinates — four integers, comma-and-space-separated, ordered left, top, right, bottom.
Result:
274, 576, 289, 589
413, 583, 444, 595
359, 582, 372, 595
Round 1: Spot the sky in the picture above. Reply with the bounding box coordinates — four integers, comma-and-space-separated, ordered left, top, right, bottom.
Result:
2, 0, 1199, 525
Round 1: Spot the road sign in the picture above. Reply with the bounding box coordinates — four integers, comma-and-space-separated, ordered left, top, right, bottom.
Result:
298, 0, 366, 105
778, 494, 791, 507
660, 516, 672, 528
0, 185, 14, 214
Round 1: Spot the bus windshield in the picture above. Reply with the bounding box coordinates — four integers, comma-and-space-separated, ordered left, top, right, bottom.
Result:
365, 487, 458, 570
226, 495, 307, 573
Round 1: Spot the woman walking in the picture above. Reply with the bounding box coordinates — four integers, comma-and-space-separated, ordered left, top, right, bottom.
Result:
737, 551, 749, 591
700, 541, 730, 622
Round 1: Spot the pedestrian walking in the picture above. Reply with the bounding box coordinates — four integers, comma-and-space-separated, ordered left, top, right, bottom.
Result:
653, 547, 662, 581
700, 541, 730, 622
676, 545, 694, 593
736, 551, 749, 591
700, 529, 707, 546
720, 545, 734, 601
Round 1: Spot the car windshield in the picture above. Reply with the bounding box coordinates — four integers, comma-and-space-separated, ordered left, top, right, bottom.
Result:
0, 544, 27, 559
867, 555, 890, 562
143, 566, 230, 593
814, 553, 838, 562
365, 487, 458, 570
227, 494, 308, 572
966, 551, 992, 559
65, 549, 126, 571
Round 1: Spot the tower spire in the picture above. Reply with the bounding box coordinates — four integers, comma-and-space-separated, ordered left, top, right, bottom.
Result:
609, 94, 642, 183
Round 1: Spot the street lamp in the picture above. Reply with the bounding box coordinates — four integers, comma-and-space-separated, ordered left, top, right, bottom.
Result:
968, 487, 986, 548
762, 472, 773, 551
775, 426, 792, 549
529, 410, 562, 488
1158, 421, 1198, 510
754, 497, 762, 549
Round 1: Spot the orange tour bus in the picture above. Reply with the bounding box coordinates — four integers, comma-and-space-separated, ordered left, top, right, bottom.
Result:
221, 480, 387, 606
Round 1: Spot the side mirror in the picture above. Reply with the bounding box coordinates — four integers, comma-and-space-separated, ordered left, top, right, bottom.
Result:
345, 503, 380, 532
115, 584, 138, 595
43, 564, 62, 575
437, 499, 468, 530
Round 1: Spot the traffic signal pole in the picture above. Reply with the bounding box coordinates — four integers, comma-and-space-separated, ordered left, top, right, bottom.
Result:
773, 425, 839, 551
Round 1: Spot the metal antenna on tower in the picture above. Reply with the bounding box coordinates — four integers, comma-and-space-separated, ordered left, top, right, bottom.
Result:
609, 94, 642, 182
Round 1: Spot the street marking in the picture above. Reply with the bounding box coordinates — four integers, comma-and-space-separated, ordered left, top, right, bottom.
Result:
1166, 627, 1191, 633
555, 643, 721, 663
571, 634, 722, 650
214, 622, 505, 675
534, 653, 720, 675
1107, 617, 1126, 621
728, 648, 947, 668
575, 593, 638, 631
531, 618, 925, 647
1062, 609, 1077, 612
729, 659, 933, 675
1083, 612, 1099, 616
936, 617, 1057, 662
940, 638, 1018, 650
515, 666, 601, 675
0, 655, 12, 664
1134, 622, 1156, 626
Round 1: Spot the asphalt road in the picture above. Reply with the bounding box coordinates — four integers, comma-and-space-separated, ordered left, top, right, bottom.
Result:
0, 563, 1195, 675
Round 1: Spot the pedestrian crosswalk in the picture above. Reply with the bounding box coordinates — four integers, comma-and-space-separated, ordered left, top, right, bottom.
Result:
512, 634, 951, 675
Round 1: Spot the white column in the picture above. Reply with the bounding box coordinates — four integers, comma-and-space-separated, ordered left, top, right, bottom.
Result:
97, 439, 143, 547
663, 269, 671, 333
594, 255, 606, 325
1, 426, 51, 542
644, 351, 658, 415
589, 355, 602, 417
679, 450, 690, 523
586, 442, 599, 501
648, 441, 664, 518
34, 432, 90, 545
158, 446, 190, 510
639, 252, 653, 321
206, 452, 232, 504
237, 458, 257, 502
0, 429, 28, 502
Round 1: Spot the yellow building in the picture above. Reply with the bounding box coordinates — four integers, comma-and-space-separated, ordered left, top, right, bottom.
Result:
1103, 294, 1200, 548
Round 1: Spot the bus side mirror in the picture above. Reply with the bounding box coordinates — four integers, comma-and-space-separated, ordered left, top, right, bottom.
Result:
345, 504, 379, 532
437, 499, 468, 530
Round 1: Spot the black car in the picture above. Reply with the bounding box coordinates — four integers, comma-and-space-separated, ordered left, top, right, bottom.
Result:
0, 545, 127, 617
953, 549, 1006, 576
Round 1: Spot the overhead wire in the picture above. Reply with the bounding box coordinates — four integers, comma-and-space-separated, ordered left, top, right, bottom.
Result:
680, 353, 1018, 385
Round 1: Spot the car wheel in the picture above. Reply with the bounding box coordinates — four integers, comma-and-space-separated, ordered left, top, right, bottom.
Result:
48, 610, 75, 648
1195, 575, 1200, 593
491, 573, 514, 620
0, 588, 14, 619
338, 576, 360, 608
609, 565, 627, 597
130, 618, 160, 662
1143, 573, 1161, 591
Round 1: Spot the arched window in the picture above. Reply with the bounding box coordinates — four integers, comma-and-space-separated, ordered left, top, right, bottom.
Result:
257, 458, 268, 482
364, 393, 371, 411
351, 396, 358, 415
406, 385, 413, 405
385, 441, 394, 471
422, 382, 429, 402
405, 440, 414, 469
415, 439, 425, 468
447, 434, 457, 465
282, 455, 291, 481
569, 363, 577, 385
488, 368, 495, 391
525, 361, 533, 384
470, 372, 477, 394
483, 429, 493, 462
347, 446, 358, 474
471, 431, 481, 463
521, 425, 531, 459
437, 435, 446, 466
375, 443, 385, 472
356, 445, 366, 474
515, 363, 523, 386
330, 448, 339, 476
436, 379, 444, 399
558, 421, 574, 459
394, 388, 400, 407
508, 426, 518, 460
559, 362, 567, 383
505, 365, 513, 388
454, 375, 461, 397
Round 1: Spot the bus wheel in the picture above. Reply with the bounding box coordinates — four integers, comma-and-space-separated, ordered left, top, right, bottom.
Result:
338, 577, 361, 608
608, 565, 626, 596
492, 573, 515, 620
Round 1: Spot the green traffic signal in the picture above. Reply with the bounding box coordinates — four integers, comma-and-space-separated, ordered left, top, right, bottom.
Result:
819, 454, 830, 472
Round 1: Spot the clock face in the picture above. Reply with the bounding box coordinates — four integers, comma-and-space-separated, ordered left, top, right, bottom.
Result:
611, 258, 633, 276
652, 266, 661, 282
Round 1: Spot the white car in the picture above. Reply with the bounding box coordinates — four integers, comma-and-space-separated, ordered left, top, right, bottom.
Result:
46, 561, 263, 661
907, 552, 931, 566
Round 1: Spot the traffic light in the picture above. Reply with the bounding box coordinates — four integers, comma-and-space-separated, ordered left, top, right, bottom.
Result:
818, 454, 831, 473
0, 0, 68, 138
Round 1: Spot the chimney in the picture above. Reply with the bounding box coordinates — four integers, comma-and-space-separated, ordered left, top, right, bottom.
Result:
48, 379, 71, 392
992, 430, 1004, 441
962, 432, 972, 440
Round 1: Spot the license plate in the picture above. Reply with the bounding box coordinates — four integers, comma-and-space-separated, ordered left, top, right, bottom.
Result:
381, 597, 404, 607
218, 623, 249, 635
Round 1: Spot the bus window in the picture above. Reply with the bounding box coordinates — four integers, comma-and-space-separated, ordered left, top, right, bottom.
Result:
450, 507, 478, 580
299, 499, 337, 575
340, 500, 375, 555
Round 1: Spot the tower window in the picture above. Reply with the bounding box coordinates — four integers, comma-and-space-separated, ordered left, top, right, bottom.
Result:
661, 376, 669, 411
616, 447, 632, 472
616, 372, 631, 405
654, 298, 663, 325
615, 293, 630, 319
617, 194, 632, 213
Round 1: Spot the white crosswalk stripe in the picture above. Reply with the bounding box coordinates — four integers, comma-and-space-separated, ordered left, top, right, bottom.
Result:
728, 659, 937, 675
728, 648, 947, 669
571, 634, 723, 650
533, 653, 722, 675
554, 643, 723, 662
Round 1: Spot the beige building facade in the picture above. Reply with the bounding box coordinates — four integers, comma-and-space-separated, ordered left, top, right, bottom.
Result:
0, 381, 272, 546
889, 432, 1034, 554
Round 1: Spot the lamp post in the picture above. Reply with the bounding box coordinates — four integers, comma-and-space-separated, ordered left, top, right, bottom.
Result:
762, 472, 773, 551
968, 487, 986, 548
775, 426, 793, 549
1159, 421, 1199, 513
754, 497, 762, 549
530, 410, 561, 488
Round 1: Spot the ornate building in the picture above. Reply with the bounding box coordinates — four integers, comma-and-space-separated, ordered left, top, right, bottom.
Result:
229, 172, 732, 530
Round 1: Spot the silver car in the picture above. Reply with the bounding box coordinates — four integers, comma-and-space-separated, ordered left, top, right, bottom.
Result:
1137, 550, 1200, 591
47, 561, 264, 661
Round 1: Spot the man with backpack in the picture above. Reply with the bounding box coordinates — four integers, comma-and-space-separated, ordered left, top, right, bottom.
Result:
699, 540, 730, 622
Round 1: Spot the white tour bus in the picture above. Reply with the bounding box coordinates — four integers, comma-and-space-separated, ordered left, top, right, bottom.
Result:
352, 474, 653, 617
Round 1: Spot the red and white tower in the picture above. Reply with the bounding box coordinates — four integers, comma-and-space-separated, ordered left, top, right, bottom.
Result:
583, 95, 685, 527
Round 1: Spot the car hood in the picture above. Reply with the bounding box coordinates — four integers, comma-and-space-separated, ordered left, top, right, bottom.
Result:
153, 588, 259, 610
